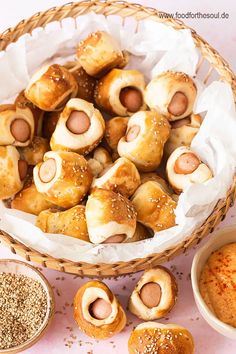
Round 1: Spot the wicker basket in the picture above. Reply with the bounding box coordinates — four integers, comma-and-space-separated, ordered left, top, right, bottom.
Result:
0, 0, 235, 277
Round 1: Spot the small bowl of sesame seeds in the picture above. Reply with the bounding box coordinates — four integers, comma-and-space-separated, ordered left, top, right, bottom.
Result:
0, 259, 55, 354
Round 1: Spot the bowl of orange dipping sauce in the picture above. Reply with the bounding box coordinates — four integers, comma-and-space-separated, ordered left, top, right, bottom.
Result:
191, 225, 236, 340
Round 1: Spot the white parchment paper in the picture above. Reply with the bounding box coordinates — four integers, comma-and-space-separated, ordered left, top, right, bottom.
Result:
0, 13, 235, 263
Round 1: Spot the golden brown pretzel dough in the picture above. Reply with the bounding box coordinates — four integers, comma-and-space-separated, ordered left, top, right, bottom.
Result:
36, 205, 89, 241
145, 71, 197, 120
131, 180, 176, 232
0, 104, 34, 147
87, 147, 112, 177
76, 31, 127, 78
104, 116, 129, 153
74, 280, 126, 339
11, 183, 54, 215
42, 111, 60, 140
85, 188, 137, 243
125, 223, 152, 243
166, 146, 212, 193
128, 266, 178, 320
165, 113, 202, 157
0, 146, 27, 199
34, 151, 93, 208
118, 111, 170, 172
95, 69, 146, 116
25, 64, 78, 111
73, 67, 97, 103
50, 98, 105, 155
91, 157, 141, 197
140, 172, 172, 195
15, 90, 44, 136
18, 136, 50, 165
128, 322, 194, 354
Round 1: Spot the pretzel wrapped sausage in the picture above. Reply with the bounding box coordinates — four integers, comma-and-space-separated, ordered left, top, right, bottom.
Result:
0, 104, 34, 147
92, 157, 141, 198
36, 205, 89, 241
11, 183, 54, 215
85, 188, 137, 243
15, 90, 44, 136
74, 280, 126, 339
50, 98, 105, 155
0, 146, 28, 199
95, 69, 146, 116
128, 266, 178, 320
145, 71, 197, 121
33, 151, 93, 208
128, 322, 194, 354
76, 31, 127, 77
25, 64, 78, 111
165, 113, 202, 157
118, 111, 170, 172
131, 181, 176, 232
166, 146, 213, 193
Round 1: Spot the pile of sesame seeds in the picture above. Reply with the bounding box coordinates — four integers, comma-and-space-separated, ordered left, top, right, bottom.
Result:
0, 272, 47, 350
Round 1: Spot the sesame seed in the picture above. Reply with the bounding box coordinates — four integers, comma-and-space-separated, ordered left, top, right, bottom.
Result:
0, 272, 47, 350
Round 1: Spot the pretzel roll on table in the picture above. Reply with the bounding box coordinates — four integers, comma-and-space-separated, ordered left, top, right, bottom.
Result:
76, 31, 127, 78
18, 136, 50, 165
36, 205, 89, 241
166, 146, 213, 193
145, 71, 197, 120
95, 69, 146, 116
0, 104, 34, 147
0, 146, 28, 199
11, 183, 54, 215
15, 90, 44, 136
87, 146, 112, 177
131, 181, 176, 232
33, 151, 92, 208
85, 188, 137, 244
92, 157, 141, 198
50, 98, 105, 155
25, 64, 78, 111
118, 111, 170, 172
128, 266, 178, 320
128, 322, 194, 354
74, 280, 126, 339
104, 116, 129, 152
165, 113, 203, 157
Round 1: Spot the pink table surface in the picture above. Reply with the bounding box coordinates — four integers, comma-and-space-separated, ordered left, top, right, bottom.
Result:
0, 1, 236, 353
1, 211, 236, 354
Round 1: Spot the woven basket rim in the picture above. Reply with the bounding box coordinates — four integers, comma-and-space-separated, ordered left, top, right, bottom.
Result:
0, 0, 235, 276
0, 184, 234, 264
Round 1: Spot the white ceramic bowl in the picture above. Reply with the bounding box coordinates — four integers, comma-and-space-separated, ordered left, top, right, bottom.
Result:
191, 225, 236, 340
0, 259, 55, 354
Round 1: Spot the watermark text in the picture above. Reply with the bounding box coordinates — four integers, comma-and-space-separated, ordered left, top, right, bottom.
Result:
159, 11, 229, 20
